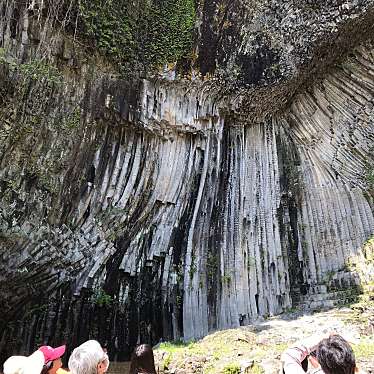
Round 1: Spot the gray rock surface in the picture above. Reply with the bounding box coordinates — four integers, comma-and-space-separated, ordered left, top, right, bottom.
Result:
0, 0, 373, 362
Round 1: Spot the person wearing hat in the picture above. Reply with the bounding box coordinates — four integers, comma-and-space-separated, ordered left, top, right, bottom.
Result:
3, 350, 45, 374
38, 345, 66, 374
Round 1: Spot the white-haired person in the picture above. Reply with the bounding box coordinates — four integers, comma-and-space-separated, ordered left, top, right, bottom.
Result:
68, 340, 109, 374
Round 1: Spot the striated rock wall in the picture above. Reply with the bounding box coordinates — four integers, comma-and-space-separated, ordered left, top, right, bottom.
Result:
0, 0, 373, 363
288, 44, 374, 286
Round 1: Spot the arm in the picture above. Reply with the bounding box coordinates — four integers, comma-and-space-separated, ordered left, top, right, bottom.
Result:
281, 334, 327, 374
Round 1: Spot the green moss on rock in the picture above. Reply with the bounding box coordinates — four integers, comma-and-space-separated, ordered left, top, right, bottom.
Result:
143, 0, 196, 66
79, 0, 136, 62
79, 0, 195, 71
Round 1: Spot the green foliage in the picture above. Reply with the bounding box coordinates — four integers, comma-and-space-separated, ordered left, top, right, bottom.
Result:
247, 255, 256, 270
284, 307, 299, 314
79, 0, 135, 62
158, 340, 196, 353
92, 288, 113, 307
175, 263, 184, 284
155, 330, 270, 374
143, 0, 196, 66
162, 353, 172, 370
325, 270, 336, 283
366, 167, 374, 186
301, 240, 308, 251
65, 108, 81, 130
176, 294, 182, 308
37, 170, 58, 194
189, 254, 197, 280
0, 47, 6, 62
222, 274, 231, 286
0, 49, 62, 86
222, 363, 240, 374
18, 60, 62, 85
79, 0, 195, 70
363, 235, 374, 263
352, 339, 374, 359
250, 364, 265, 374
158, 340, 198, 370
207, 252, 218, 278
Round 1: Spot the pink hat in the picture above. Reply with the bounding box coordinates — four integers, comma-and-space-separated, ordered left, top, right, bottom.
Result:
39, 345, 66, 363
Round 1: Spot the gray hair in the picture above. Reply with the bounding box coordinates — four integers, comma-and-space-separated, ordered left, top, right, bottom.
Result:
68, 340, 104, 374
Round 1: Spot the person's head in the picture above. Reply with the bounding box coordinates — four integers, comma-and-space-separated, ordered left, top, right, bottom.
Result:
3, 350, 44, 374
39, 345, 66, 374
68, 340, 109, 374
316, 335, 356, 374
129, 344, 156, 374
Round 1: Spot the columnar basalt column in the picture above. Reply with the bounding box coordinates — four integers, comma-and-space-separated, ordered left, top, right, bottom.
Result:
0, 0, 373, 363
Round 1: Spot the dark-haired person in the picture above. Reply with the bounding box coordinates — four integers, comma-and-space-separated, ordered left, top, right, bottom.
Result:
129, 344, 157, 374
39, 345, 66, 374
281, 333, 366, 374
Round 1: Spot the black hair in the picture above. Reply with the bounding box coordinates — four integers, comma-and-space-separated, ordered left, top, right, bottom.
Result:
316, 335, 356, 374
41, 360, 53, 374
129, 344, 157, 374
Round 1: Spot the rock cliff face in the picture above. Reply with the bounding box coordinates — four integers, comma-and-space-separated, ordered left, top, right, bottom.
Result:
0, 0, 373, 362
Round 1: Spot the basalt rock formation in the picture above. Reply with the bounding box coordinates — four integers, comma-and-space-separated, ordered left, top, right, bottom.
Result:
0, 0, 373, 363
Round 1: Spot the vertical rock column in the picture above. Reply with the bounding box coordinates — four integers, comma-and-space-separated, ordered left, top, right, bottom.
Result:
182, 121, 293, 340
287, 43, 374, 290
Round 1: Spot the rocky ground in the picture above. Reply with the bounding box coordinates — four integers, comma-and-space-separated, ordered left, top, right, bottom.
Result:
153, 294, 374, 374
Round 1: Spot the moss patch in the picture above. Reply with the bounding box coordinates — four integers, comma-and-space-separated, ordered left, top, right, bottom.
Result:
353, 338, 374, 359
79, 0, 195, 71
222, 363, 240, 374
